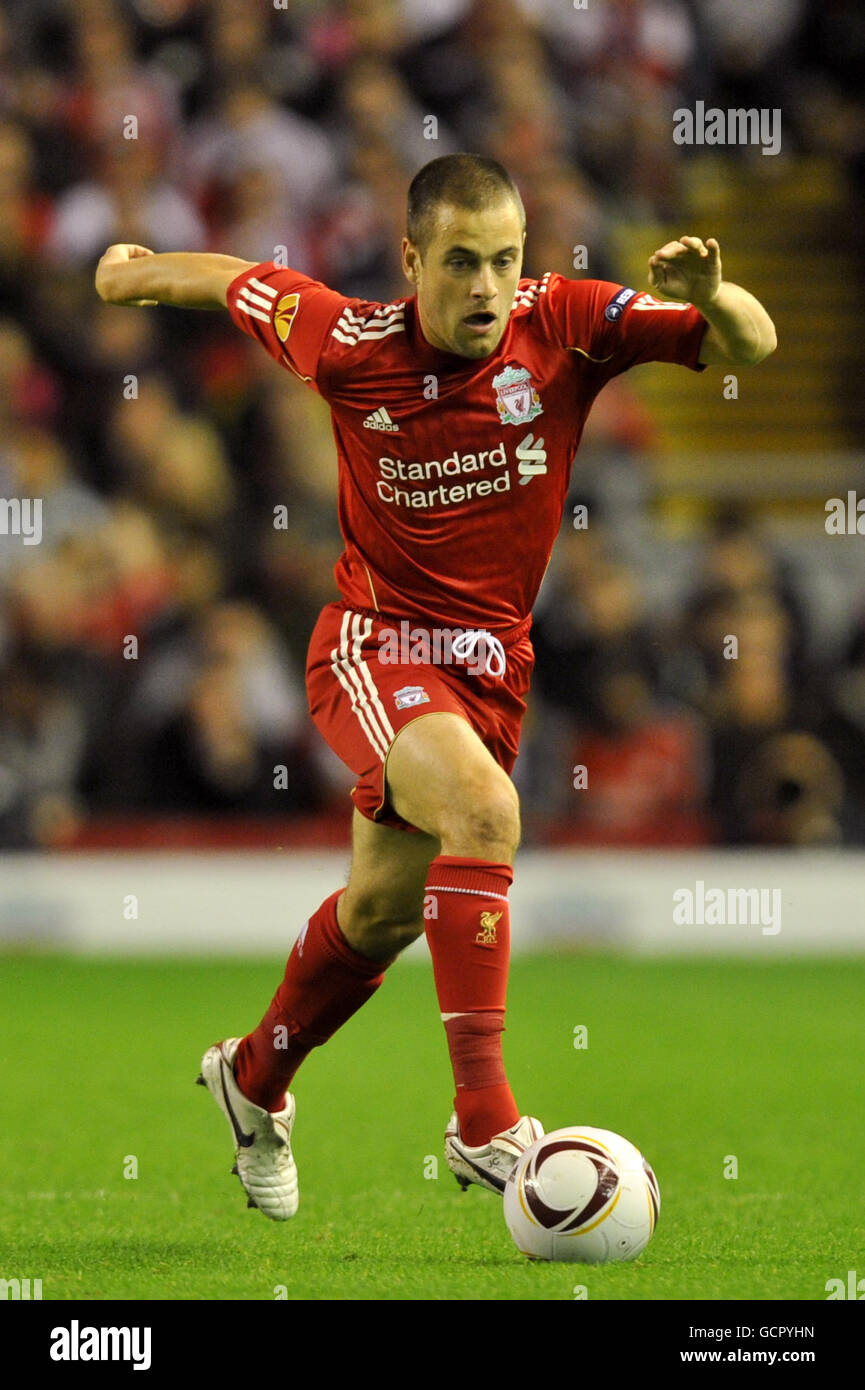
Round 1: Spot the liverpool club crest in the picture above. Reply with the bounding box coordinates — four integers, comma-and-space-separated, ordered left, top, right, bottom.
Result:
492, 364, 543, 426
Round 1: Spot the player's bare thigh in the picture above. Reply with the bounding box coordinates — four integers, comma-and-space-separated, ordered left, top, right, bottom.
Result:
338, 713, 521, 959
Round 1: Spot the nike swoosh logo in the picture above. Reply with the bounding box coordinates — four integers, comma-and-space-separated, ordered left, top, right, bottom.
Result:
454, 1147, 507, 1193
220, 1061, 255, 1147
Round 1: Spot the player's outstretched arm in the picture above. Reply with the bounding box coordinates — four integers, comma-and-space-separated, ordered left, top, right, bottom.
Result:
648, 236, 777, 366
95, 244, 257, 309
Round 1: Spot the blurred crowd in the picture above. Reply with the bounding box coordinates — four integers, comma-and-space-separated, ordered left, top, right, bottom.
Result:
0, 0, 864, 849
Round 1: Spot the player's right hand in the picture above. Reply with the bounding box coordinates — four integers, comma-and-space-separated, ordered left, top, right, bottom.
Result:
95, 243, 159, 305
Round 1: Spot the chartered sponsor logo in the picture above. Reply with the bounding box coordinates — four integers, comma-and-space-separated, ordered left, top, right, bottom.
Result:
516, 432, 547, 484
375, 442, 510, 509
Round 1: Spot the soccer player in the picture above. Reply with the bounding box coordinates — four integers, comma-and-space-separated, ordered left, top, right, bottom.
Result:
96, 154, 776, 1220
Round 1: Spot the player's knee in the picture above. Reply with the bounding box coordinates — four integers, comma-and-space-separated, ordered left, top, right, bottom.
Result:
439, 775, 521, 861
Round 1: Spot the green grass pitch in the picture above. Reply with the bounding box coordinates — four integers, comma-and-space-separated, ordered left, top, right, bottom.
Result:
2, 952, 863, 1301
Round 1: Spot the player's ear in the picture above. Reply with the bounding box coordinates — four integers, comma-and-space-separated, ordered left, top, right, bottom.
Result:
401, 236, 420, 285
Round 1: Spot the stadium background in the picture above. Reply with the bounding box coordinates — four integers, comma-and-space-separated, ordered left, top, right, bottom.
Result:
1, 0, 864, 861
1, 0, 864, 1307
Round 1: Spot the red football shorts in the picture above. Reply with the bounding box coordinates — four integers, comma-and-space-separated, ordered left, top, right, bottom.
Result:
305, 602, 534, 831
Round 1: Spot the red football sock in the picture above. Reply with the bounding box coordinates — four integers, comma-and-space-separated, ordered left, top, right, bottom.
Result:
424, 855, 520, 1146
234, 889, 391, 1111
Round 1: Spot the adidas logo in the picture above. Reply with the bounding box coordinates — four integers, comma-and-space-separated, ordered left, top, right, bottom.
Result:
363, 407, 399, 432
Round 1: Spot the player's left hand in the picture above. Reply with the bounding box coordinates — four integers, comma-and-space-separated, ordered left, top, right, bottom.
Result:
648, 236, 721, 308
95, 242, 158, 305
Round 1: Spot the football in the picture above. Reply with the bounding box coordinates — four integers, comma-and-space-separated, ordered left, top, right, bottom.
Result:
504, 1126, 660, 1263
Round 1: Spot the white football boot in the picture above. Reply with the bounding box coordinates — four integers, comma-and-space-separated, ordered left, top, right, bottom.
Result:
445, 1113, 544, 1194
197, 1038, 298, 1221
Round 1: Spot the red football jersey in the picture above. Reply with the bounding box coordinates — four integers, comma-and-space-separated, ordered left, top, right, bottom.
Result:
227, 266, 707, 633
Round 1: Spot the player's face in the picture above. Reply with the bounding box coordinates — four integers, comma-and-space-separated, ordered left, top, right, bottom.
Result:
403, 198, 525, 359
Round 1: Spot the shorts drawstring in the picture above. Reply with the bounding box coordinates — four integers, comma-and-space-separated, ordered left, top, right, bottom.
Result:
450, 629, 507, 679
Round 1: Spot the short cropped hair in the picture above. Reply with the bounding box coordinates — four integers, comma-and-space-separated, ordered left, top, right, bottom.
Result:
406, 153, 525, 256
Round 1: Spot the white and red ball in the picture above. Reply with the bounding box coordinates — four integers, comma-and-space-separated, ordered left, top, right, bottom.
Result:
504, 1126, 660, 1263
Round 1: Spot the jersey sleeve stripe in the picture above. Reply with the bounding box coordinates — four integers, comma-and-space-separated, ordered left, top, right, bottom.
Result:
331, 323, 405, 345
333, 321, 405, 340
246, 277, 278, 299
336, 306, 366, 327
236, 300, 272, 324
336, 305, 404, 330
343, 320, 405, 338
631, 299, 692, 311
238, 287, 276, 312
512, 275, 549, 309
